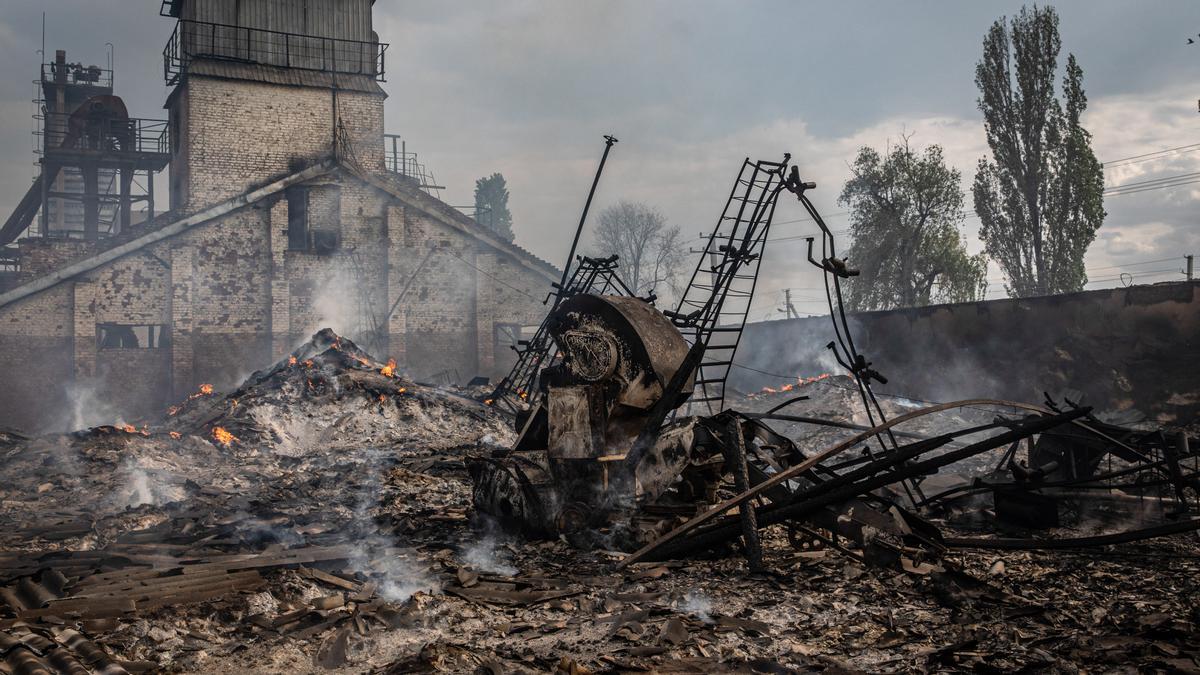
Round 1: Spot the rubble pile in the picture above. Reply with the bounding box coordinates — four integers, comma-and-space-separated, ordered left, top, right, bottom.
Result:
1, 331, 1198, 673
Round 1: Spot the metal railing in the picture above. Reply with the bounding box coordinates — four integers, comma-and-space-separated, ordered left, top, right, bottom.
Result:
40, 62, 113, 89
163, 19, 388, 85
36, 112, 168, 156
384, 135, 442, 198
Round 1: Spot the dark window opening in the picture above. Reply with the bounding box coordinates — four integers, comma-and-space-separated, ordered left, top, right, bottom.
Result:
98, 324, 171, 349
287, 186, 309, 250
495, 323, 521, 354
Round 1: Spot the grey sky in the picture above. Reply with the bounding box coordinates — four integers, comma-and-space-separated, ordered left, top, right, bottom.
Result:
1, 1, 1198, 318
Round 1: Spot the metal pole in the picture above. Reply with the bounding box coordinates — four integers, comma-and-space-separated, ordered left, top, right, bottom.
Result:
147, 168, 155, 223
724, 418, 764, 571
1186, 254, 1194, 281
555, 134, 617, 307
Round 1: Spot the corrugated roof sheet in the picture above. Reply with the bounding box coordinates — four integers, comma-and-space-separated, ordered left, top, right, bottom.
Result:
186, 59, 385, 95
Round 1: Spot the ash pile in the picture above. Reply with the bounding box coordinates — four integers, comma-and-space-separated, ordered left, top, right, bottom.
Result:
0, 329, 518, 672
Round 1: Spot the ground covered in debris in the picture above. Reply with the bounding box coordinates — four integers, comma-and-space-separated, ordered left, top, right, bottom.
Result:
2, 333, 1199, 673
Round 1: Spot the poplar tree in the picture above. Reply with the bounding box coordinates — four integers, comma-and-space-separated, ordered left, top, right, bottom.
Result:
973, 5, 1105, 297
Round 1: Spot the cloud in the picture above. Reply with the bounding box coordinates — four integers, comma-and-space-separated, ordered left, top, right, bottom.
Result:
0, 0, 1196, 310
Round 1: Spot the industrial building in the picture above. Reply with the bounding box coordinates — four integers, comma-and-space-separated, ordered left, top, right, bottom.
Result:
0, 0, 557, 432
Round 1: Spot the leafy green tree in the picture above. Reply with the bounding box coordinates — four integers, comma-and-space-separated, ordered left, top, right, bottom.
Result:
473, 173, 514, 242
839, 140, 988, 311
973, 5, 1105, 297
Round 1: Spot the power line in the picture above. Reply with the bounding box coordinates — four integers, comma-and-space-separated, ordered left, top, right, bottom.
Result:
1084, 268, 1184, 284
443, 249, 540, 302
1101, 142, 1200, 168
1105, 177, 1200, 197
1104, 170, 1200, 193
980, 255, 1185, 284
1083, 256, 1180, 273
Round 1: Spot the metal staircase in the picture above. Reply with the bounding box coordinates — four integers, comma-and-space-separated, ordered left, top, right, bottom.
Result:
666, 156, 790, 414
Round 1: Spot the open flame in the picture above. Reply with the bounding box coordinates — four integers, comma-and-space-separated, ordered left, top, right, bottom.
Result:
380, 358, 396, 378
288, 356, 298, 366
212, 427, 238, 447
199, 383, 213, 395
750, 373, 833, 398
169, 431, 181, 439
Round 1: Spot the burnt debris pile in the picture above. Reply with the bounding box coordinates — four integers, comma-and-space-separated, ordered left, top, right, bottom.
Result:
2, 154, 1199, 672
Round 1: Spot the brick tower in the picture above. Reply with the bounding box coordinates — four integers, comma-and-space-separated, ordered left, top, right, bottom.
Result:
160, 0, 387, 213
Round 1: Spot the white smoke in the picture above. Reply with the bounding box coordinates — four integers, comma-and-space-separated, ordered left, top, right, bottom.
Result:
347, 447, 440, 602
679, 590, 714, 623
460, 518, 519, 576
62, 379, 122, 432
114, 458, 184, 509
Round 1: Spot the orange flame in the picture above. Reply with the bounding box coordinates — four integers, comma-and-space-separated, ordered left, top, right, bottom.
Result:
378, 394, 386, 402
288, 356, 298, 366
212, 427, 238, 447
169, 431, 181, 439
304, 359, 314, 367
751, 373, 833, 398
380, 358, 396, 378
484, 399, 493, 406
199, 383, 213, 395
120, 424, 137, 434
167, 405, 180, 416
397, 387, 406, 394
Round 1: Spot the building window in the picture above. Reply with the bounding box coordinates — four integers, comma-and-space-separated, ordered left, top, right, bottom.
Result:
287, 186, 309, 250
98, 324, 171, 349
495, 323, 521, 354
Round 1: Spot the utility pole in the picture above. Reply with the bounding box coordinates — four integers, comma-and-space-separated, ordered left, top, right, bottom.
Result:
778, 288, 799, 320
1186, 254, 1194, 281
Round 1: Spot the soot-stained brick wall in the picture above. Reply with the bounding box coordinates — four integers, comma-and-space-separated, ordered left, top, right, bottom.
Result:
170, 73, 384, 213
0, 287, 74, 432
732, 281, 1200, 424
0, 64, 554, 432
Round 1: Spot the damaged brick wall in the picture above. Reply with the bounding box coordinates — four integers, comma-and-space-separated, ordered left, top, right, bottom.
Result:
732, 281, 1200, 424
0, 286, 74, 431
0, 66, 554, 432
170, 73, 384, 213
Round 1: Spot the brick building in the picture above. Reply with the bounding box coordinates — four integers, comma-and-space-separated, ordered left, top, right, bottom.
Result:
0, 0, 558, 432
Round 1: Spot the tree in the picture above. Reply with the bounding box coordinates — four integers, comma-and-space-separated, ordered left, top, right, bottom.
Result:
839, 140, 988, 311
473, 173, 514, 242
973, 5, 1105, 297
591, 201, 686, 301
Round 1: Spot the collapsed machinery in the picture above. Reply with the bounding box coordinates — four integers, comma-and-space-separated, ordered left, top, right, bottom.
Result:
471, 143, 1200, 569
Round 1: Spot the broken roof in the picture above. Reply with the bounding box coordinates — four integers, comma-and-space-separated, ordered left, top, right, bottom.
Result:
0, 159, 560, 311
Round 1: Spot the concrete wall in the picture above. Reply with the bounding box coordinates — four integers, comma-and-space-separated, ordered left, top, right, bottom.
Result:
730, 281, 1200, 424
